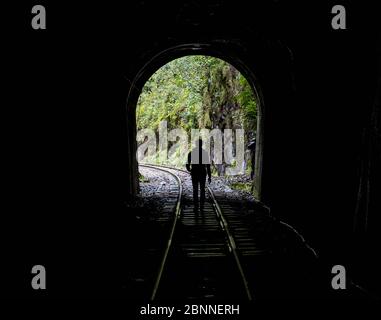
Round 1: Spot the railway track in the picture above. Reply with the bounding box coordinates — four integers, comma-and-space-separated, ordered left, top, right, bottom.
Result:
139, 164, 253, 301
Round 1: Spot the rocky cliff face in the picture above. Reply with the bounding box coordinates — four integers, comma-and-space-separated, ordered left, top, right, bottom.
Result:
202, 60, 257, 175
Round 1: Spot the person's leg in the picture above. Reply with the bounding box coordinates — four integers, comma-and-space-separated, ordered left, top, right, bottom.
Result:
200, 175, 206, 210
192, 175, 199, 210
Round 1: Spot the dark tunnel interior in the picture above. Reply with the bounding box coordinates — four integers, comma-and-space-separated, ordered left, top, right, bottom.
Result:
1, 1, 380, 305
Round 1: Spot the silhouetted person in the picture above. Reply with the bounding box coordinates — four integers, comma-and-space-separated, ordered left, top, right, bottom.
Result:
186, 139, 211, 212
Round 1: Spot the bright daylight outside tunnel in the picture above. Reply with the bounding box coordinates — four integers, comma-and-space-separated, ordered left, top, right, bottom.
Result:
136, 55, 259, 196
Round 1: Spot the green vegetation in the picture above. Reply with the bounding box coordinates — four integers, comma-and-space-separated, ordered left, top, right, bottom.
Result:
136, 55, 257, 172
139, 172, 149, 183
230, 182, 252, 193
137, 55, 256, 133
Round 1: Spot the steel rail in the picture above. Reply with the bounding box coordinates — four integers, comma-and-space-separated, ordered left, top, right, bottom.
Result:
139, 164, 183, 301
140, 163, 253, 300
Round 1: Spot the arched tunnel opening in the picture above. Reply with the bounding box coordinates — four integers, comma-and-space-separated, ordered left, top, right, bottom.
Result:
126, 45, 266, 201
135, 54, 263, 198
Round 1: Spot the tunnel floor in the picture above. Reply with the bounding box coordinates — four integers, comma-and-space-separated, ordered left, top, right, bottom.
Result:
114, 165, 370, 301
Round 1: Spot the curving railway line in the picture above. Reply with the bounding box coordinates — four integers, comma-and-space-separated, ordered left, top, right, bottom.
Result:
139, 164, 254, 301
